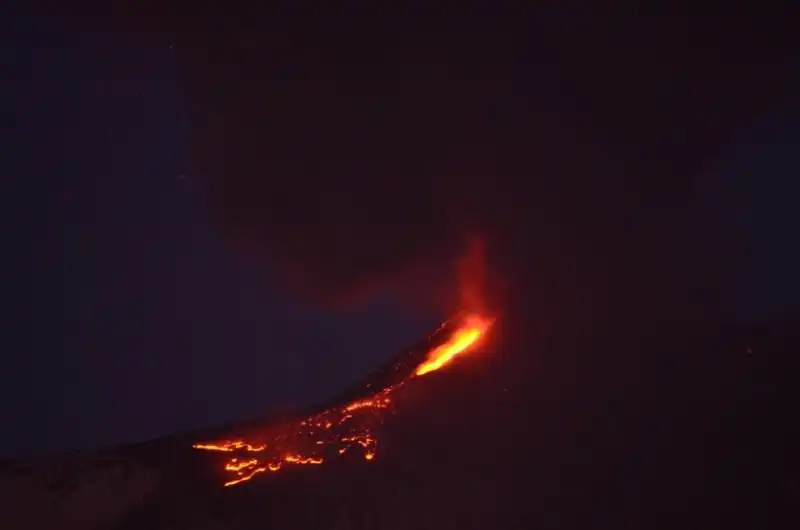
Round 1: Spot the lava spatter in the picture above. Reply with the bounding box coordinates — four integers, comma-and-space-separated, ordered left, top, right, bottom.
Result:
193, 313, 494, 487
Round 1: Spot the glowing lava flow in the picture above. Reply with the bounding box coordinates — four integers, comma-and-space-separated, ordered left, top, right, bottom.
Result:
193, 313, 493, 487
414, 314, 491, 376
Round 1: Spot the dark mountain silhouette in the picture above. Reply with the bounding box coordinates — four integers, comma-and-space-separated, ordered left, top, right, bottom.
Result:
1, 317, 798, 529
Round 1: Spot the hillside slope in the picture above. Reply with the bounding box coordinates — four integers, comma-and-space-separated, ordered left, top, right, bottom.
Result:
2, 317, 798, 529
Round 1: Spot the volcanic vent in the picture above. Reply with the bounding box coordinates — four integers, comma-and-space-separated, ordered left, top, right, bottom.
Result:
193, 312, 494, 487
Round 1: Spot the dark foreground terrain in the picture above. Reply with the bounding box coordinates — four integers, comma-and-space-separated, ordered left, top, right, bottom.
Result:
1, 316, 798, 529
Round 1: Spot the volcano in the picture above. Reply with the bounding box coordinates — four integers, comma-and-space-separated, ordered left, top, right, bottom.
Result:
0, 312, 506, 529
5, 9, 799, 530
1, 315, 798, 529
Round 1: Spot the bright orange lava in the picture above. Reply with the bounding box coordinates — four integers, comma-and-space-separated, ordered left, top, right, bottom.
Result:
414, 314, 492, 376
193, 313, 493, 487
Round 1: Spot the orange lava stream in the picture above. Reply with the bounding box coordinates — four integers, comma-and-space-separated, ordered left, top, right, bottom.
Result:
193, 313, 493, 487
414, 314, 492, 376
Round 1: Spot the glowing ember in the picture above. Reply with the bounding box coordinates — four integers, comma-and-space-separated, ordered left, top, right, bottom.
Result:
194, 313, 493, 487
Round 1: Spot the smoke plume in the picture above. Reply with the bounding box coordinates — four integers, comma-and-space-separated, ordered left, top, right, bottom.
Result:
173, 19, 794, 319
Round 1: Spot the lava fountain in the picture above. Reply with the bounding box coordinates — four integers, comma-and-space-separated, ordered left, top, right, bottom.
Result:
193, 312, 494, 487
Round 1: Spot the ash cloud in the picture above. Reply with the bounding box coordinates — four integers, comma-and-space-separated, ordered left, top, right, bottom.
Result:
175, 20, 795, 318
181, 37, 502, 313
191, 99, 481, 312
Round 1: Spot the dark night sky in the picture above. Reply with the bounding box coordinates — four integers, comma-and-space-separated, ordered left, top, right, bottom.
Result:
2, 13, 798, 458
699, 101, 800, 322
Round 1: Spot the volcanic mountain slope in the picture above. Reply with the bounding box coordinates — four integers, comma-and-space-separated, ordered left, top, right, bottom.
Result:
1, 315, 798, 530
0, 313, 507, 529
